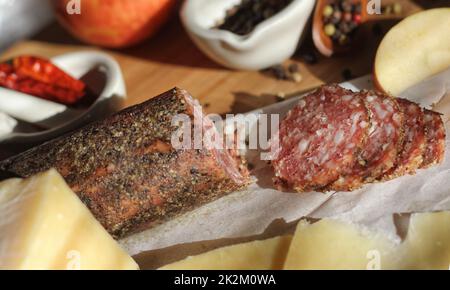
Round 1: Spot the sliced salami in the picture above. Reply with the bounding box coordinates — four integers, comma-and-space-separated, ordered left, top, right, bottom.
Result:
421, 109, 446, 168
332, 91, 404, 191
272, 84, 445, 193
272, 84, 369, 192
382, 98, 426, 179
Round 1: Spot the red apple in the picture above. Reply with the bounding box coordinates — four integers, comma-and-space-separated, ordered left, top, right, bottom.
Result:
51, 0, 177, 48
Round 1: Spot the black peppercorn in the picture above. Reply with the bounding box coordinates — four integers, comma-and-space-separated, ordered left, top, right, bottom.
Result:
216, 0, 294, 35
302, 53, 318, 64
342, 68, 353, 80
288, 63, 299, 73
270, 65, 288, 80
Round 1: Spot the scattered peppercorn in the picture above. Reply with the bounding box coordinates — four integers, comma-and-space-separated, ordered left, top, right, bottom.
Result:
302, 52, 318, 64
288, 63, 299, 74
264, 63, 302, 83
267, 65, 288, 80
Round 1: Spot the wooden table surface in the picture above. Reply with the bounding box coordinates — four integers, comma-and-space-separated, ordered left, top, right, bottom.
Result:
0, 1, 448, 268
2, 0, 439, 116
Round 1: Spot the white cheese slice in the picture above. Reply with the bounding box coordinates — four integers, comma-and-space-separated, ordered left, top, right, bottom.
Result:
0, 169, 138, 270
159, 235, 292, 270
402, 212, 450, 269
284, 213, 450, 270
283, 219, 400, 270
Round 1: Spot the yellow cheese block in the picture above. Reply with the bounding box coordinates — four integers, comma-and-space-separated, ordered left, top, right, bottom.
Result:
284, 220, 400, 270
284, 213, 450, 270
402, 212, 450, 270
0, 169, 138, 270
159, 235, 292, 270
159, 212, 450, 270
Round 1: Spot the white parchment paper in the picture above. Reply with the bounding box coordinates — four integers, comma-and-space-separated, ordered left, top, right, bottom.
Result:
120, 75, 450, 256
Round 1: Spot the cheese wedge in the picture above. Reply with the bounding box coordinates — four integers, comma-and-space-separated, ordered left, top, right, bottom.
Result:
0, 169, 138, 270
284, 213, 450, 270
284, 219, 401, 270
159, 236, 292, 270
402, 212, 450, 270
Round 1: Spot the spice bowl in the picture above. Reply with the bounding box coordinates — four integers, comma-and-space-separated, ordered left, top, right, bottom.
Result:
180, 0, 316, 70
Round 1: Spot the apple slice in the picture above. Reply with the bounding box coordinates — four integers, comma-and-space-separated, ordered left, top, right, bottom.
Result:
374, 8, 450, 96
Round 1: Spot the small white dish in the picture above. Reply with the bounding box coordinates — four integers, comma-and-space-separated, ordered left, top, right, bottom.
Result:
0, 51, 126, 144
180, 0, 316, 70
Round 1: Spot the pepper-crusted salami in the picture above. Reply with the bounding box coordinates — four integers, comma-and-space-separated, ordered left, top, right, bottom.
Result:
382, 98, 426, 179
0, 88, 250, 238
421, 109, 446, 168
272, 84, 369, 192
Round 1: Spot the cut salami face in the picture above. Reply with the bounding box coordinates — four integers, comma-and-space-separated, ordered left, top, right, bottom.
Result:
421, 109, 446, 168
272, 84, 369, 192
382, 98, 426, 179
272, 84, 444, 193
272, 83, 448, 193
332, 91, 404, 191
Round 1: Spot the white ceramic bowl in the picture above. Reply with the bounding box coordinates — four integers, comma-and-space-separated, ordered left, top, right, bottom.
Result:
0, 51, 126, 144
180, 0, 316, 70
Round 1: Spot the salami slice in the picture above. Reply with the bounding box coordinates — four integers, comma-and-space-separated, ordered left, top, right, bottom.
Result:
272, 84, 369, 192
332, 91, 404, 191
272, 85, 445, 193
382, 98, 426, 180
421, 109, 446, 168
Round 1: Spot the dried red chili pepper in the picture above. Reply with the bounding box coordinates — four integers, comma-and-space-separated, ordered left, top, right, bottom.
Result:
0, 56, 86, 105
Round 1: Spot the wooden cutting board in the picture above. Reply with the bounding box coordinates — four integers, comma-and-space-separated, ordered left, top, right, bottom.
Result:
0, 1, 424, 116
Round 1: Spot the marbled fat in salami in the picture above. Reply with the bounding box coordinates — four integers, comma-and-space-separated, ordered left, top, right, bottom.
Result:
272, 84, 369, 192
332, 91, 404, 191
421, 109, 446, 168
272, 84, 445, 193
